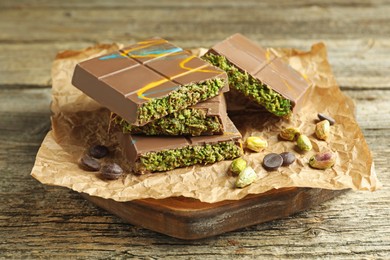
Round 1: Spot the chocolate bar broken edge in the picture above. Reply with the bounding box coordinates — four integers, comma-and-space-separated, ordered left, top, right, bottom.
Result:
202, 33, 310, 116
72, 37, 229, 126
120, 117, 243, 174
113, 94, 228, 136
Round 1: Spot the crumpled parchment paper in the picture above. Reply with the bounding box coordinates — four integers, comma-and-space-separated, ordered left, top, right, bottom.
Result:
30, 42, 382, 203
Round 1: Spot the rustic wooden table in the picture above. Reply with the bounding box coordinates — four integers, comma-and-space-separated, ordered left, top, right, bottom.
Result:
1, 0, 389, 258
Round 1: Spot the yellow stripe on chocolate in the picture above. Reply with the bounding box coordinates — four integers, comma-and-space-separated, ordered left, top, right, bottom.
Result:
282, 79, 298, 98
126, 53, 176, 59
137, 39, 168, 45
265, 49, 272, 62
136, 78, 170, 100
301, 73, 311, 84
136, 55, 221, 100
179, 56, 221, 74
121, 39, 167, 56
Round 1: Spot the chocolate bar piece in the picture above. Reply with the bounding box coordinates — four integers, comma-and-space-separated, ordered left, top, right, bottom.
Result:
203, 33, 309, 116
120, 117, 243, 174
72, 38, 229, 126
113, 94, 228, 136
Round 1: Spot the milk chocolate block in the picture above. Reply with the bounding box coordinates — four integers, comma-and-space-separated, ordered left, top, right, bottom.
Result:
72, 38, 229, 126
120, 118, 243, 174
113, 94, 228, 136
203, 33, 309, 116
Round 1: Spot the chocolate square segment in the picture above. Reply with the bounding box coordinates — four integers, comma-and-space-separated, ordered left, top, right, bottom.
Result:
211, 33, 276, 75
72, 37, 228, 126
120, 38, 183, 64
79, 51, 139, 78
258, 58, 309, 103
146, 51, 209, 80
120, 117, 242, 174
173, 65, 226, 85
204, 33, 310, 115
100, 65, 176, 100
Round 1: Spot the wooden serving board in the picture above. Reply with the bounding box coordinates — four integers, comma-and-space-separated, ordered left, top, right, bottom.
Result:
81, 188, 347, 240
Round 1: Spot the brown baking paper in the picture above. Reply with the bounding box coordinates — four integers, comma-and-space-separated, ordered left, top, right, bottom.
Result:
31, 42, 382, 203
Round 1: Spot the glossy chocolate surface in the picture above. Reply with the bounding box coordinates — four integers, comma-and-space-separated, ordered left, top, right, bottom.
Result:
208, 33, 310, 112
72, 38, 228, 125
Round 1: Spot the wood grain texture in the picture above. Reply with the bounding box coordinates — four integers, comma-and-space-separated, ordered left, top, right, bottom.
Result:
1, 89, 389, 258
1, 0, 389, 258
1, 1, 390, 88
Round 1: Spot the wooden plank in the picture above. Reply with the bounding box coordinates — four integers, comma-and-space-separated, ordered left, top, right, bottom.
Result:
347, 89, 390, 130
1, 1, 390, 87
2, 0, 389, 8
0, 87, 389, 256
1, 0, 390, 256
1, 4, 390, 43
0, 87, 51, 113
0, 42, 91, 87
1, 39, 390, 88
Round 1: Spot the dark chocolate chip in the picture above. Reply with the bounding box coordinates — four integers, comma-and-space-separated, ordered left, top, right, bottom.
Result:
79, 154, 101, 171
100, 163, 124, 180
280, 152, 296, 166
89, 145, 109, 159
262, 153, 283, 171
318, 113, 335, 125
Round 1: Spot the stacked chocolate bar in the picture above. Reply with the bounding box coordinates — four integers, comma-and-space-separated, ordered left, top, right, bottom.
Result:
72, 35, 310, 175
203, 33, 310, 116
72, 38, 243, 174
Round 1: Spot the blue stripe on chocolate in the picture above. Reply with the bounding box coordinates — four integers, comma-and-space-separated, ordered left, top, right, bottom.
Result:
130, 47, 183, 57
98, 53, 125, 60
139, 86, 180, 99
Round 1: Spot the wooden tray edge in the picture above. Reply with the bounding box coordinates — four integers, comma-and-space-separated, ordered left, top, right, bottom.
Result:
81, 188, 348, 240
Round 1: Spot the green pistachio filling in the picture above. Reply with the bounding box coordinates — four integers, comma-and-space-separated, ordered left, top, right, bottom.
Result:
114, 108, 223, 136
202, 53, 291, 116
136, 141, 242, 173
137, 78, 225, 125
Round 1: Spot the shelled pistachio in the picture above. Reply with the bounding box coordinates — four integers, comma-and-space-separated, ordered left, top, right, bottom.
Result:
235, 166, 257, 188
297, 134, 312, 152
280, 127, 300, 141
315, 120, 331, 140
246, 136, 268, 152
309, 151, 336, 169
230, 158, 247, 175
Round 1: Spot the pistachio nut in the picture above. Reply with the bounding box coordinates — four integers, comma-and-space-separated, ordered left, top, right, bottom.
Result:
315, 120, 331, 140
297, 134, 312, 152
280, 127, 300, 141
235, 166, 257, 188
246, 136, 268, 152
230, 158, 247, 176
309, 151, 336, 169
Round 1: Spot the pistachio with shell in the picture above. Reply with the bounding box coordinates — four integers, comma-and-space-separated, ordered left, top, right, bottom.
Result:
315, 120, 331, 140
309, 151, 336, 169
297, 134, 312, 152
235, 166, 257, 188
230, 158, 247, 176
245, 136, 268, 152
280, 127, 300, 141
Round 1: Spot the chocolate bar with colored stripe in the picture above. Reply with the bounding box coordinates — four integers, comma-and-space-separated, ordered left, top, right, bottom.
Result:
203, 33, 310, 116
112, 94, 228, 136
72, 38, 229, 126
120, 117, 243, 174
